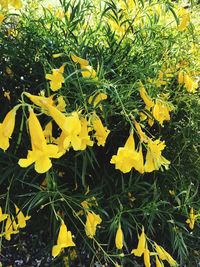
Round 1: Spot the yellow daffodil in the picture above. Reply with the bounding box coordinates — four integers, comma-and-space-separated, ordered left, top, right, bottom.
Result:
131, 226, 146, 257
115, 223, 123, 250
52, 221, 75, 258
186, 207, 200, 230
0, 106, 17, 151
144, 139, 170, 172
88, 92, 107, 108
18, 109, 61, 173
154, 243, 177, 266
15, 205, 31, 229
85, 211, 102, 238
144, 247, 151, 267
91, 115, 110, 146
46, 65, 65, 91
111, 133, 144, 174
152, 99, 173, 125
0, 207, 8, 222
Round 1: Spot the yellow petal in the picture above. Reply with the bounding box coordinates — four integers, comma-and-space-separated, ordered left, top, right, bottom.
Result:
115, 223, 123, 249
35, 156, 52, 173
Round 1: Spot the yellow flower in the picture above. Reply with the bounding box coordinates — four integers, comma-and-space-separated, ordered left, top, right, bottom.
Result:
131, 226, 146, 257
184, 74, 198, 93
56, 96, 67, 112
144, 139, 170, 173
15, 205, 31, 229
186, 207, 200, 230
70, 53, 97, 79
115, 223, 123, 250
85, 211, 102, 238
70, 53, 89, 66
46, 65, 65, 91
91, 115, 110, 146
88, 92, 107, 108
52, 221, 75, 258
111, 133, 144, 174
43, 122, 53, 143
24, 92, 54, 110
139, 85, 154, 110
79, 117, 93, 150
0, 13, 5, 24
152, 99, 173, 125
18, 109, 61, 173
154, 243, 177, 266
5, 215, 19, 241
178, 70, 184, 84
155, 256, 164, 267
0, 207, 8, 222
11, 0, 23, 9
0, 107, 17, 151
133, 119, 148, 143
42, 103, 82, 151
55, 8, 64, 19
144, 247, 151, 267
81, 65, 98, 79
178, 8, 190, 31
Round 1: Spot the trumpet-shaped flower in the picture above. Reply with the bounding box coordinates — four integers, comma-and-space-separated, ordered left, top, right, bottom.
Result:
152, 99, 173, 125
0, 207, 8, 222
85, 211, 102, 238
144, 139, 170, 173
4, 215, 19, 241
70, 53, 89, 66
24, 92, 54, 110
0, 107, 17, 151
18, 109, 61, 173
15, 205, 31, 229
186, 207, 200, 230
144, 247, 151, 267
88, 92, 107, 108
79, 118, 93, 150
115, 223, 123, 250
131, 226, 146, 257
111, 133, 144, 174
178, 8, 190, 31
91, 115, 110, 146
46, 65, 65, 91
154, 243, 177, 266
139, 85, 154, 110
184, 74, 198, 93
155, 256, 164, 267
81, 65, 97, 79
52, 221, 75, 258
43, 103, 82, 150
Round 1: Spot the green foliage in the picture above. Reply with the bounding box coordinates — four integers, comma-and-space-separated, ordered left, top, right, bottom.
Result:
0, 0, 200, 266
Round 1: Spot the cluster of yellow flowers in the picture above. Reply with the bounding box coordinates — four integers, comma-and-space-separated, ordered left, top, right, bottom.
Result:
52, 209, 102, 258
114, 225, 177, 267
0, 205, 30, 241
